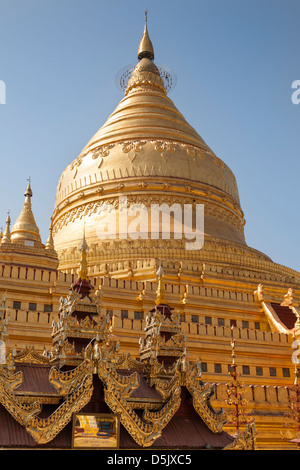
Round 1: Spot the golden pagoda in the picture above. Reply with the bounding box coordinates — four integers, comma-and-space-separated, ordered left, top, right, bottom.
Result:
52, 13, 246, 263
1, 12, 300, 450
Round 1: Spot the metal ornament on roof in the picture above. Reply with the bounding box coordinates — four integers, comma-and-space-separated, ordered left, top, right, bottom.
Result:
115, 63, 177, 94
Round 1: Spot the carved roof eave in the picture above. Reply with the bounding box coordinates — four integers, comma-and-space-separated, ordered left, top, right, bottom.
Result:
52, 327, 108, 341
0, 367, 42, 426
0, 347, 227, 447
115, 352, 145, 371
12, 392, 62, 406
140, 348, 184, 359
26, 374, 94, 444
101, 365, 181, 447
13, 346, 50, 365
0, 357, 94, 443
0, 365, 23, 392
49, 357, 94, 395
99, 353, 227, 445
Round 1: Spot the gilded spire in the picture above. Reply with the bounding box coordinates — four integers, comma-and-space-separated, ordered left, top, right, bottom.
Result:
155, 264, 167, 305
126, 11, 164, 96
24, 177, 33, 199
45, 223, 55, 252
138, 10, 154, 61
77, 226, 89, 280
72, 226, 93, 298
10, 178, 41, 246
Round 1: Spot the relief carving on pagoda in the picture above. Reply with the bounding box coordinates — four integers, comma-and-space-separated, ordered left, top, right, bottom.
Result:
54, 138, 241, 219
52, 195, 244, 245
122, 140, 147, 163
91, 143, 115, 168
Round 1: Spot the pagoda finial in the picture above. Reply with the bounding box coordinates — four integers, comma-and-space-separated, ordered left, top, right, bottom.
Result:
25, 177, 32, 197
138, 9, 154, 61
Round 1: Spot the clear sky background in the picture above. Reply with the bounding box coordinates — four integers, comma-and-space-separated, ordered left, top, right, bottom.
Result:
0, 0, 299, 272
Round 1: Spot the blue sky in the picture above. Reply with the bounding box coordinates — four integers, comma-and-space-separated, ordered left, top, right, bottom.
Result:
0, 0, 299, 272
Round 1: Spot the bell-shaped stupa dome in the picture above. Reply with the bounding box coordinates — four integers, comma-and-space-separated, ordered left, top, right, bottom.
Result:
52, 13, 272, 277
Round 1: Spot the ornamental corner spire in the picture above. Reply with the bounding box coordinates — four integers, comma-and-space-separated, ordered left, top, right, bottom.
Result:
10, 179, 41, 246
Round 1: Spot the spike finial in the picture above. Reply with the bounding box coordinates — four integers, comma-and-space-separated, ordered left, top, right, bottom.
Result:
1, 211, 11, 245
77, 225, 89, 280
45, 222, 55, 252
155, 263, 166, 305
138, 9, 154, 61
24, 177, 32, 198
